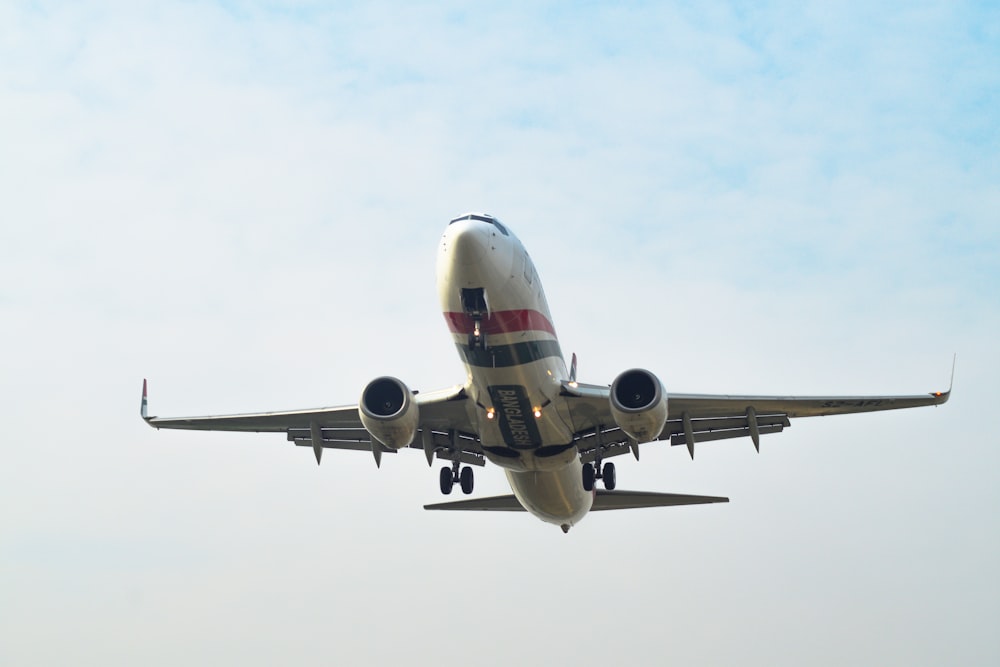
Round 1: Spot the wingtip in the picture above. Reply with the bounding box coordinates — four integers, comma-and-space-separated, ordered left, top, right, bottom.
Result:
141, 379, 151, 420
931, 355, 956, 404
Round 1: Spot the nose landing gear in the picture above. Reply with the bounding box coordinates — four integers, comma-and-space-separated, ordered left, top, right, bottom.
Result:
468, 319, 487, 352
461, 288, 489, 351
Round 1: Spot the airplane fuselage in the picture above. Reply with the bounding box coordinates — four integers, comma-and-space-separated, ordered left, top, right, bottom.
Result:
437, 214, 592, 527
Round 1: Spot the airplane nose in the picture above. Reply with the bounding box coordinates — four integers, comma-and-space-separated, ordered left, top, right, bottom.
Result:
445, 221, 490, 266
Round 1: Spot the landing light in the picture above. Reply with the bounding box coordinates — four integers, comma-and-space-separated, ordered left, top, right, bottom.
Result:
533, 407, 542, 419
486, 408, 496, 420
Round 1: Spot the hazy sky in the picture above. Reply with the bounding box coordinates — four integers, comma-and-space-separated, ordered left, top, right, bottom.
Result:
2, 2, 998, 665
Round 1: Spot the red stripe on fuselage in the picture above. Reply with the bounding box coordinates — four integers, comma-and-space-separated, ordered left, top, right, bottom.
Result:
444, 309, 556, 337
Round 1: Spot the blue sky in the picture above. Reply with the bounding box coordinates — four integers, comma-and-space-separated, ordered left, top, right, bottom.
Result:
2, 2, 998, 665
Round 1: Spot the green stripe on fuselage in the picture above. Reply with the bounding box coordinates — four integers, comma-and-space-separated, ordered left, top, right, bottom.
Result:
456, 340, 563, 368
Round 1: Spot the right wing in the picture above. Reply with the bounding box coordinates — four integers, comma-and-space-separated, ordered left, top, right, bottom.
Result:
141, 380, 484, 466
562, 376, 951, 461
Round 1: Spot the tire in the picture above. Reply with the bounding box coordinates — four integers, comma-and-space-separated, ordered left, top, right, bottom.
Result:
582, 463, 595, 492
602, 461, 616, 490
440, 466, 454, 495
460, 466, 474, 494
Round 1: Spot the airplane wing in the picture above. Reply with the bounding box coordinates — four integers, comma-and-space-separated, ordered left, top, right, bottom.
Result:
562, 377, 951, 461
141, 380, 484, 466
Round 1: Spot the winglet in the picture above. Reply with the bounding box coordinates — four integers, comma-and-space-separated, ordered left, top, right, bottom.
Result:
569, 353, 578, 383
930, 354, 956, 404
141, 379, 149, 420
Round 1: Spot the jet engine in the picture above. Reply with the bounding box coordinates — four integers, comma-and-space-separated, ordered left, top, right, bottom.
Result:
610, 368, 668, 443
359, 377, 419, 449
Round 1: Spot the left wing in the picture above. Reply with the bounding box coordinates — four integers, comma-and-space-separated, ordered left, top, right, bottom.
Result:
141, 380, 483, 466
563, 377, 951, 461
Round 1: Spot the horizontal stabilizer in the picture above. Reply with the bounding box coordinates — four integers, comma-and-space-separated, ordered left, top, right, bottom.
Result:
424, 495, 525, 511
590, 489, 729, 510
423, 490, 729, 512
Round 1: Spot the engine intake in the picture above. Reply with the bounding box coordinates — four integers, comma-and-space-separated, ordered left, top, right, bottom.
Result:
610, 368, 668, 443
359, 376, 419, 449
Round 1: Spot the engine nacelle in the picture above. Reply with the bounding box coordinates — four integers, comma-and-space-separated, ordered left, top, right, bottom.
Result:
610, 368, 668, 443
359, 376, 419, 450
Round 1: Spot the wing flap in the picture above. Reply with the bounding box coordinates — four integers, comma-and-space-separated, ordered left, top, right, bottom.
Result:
661, 414, 789, 436
286, 424, 485, 465
670, 422, 787, 447
290, 437, 485, 466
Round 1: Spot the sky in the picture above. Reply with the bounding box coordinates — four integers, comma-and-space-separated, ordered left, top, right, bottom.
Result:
1, 1, 998, 664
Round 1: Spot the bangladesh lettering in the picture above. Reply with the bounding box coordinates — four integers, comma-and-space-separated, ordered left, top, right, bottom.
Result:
489, 385, 542, 450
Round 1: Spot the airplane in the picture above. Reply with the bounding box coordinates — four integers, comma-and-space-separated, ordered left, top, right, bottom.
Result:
142, 212, 952, 532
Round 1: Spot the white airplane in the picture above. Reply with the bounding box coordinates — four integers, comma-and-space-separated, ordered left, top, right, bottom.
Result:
142, 213, 952, 532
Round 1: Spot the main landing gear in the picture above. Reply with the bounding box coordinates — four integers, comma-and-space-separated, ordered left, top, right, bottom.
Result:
582, 461, 616, 492
440, 460, 474, 495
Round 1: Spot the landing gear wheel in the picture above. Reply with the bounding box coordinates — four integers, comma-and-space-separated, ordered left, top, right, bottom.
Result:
439, 466, 454, 495
460, 466, 474, 494
582, 463, 595, 492
602, 461, 617, 490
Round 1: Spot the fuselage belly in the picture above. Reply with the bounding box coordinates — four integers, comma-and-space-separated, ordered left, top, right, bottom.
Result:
437, 216, 592, 527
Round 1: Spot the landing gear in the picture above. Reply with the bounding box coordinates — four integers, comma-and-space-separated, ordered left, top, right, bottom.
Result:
582, 460, 617, 491
602, 461, 616, 490
460, 466, 474, 494
461, 288, 488, 351
439, 466, 453, 495
440, 462, 474, 495
467, 320, 487, 351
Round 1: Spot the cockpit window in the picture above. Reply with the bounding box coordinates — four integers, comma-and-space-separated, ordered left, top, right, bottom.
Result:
449, 214, 494, 224
448, 213, 509, 236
